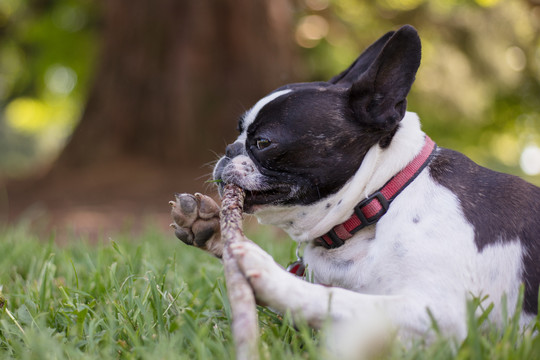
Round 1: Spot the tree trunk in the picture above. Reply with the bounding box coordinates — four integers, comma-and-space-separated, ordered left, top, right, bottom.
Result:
5, 0, 298, 236
55, 0, 297, 170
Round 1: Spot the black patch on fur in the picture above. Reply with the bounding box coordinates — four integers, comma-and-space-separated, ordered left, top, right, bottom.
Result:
347, 26, 421, 132
379, 126, 399, 149
429, 148, 540, 314
329, 30, 395, 86
244, 85, 384, 206
215, 26, 422, 209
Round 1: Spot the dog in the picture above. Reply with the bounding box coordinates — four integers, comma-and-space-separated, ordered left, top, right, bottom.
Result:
170, 25, 540, 354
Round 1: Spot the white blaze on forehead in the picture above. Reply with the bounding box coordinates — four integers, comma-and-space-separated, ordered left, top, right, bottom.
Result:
242, 89, 292, 132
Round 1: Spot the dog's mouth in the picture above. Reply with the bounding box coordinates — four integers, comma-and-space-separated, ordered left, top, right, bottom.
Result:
217, 181, 292, 213
244, 187, 290, 210
213, 157, 299, 212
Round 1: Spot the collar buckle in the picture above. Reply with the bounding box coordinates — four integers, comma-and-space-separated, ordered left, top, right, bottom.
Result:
352, 191, 389, 233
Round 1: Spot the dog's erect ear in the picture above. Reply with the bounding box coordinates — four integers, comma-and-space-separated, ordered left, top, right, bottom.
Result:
348, 25, 421, 131
329, 30, 395, 86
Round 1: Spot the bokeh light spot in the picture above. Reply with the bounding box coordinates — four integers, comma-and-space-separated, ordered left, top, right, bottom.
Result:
295, 15, 329, 48
505, 46, 526, 72
305, 0, 329, 11
45, 65, 77, 95
520, 144, 540, 176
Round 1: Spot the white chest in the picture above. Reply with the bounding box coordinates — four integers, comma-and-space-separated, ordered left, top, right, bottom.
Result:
302, 171, 525, 324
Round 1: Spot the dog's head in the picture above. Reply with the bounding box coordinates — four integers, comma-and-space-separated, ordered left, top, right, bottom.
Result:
213, 25, 421, 215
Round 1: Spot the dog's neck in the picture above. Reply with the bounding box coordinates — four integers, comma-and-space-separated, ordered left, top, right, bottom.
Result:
253, 111, 426, 242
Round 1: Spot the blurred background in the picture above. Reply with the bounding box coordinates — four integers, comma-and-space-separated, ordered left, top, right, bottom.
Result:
0, 0, 539, 238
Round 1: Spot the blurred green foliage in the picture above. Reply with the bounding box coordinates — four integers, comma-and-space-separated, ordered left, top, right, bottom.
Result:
0, 0, 539, 185
296, 0, 540, 184
0, 0, 98, 177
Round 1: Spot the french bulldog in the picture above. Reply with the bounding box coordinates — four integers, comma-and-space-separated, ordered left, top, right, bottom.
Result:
170, 25, 540, 354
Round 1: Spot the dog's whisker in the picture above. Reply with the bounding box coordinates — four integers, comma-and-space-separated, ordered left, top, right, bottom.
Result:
190, 25, 540, 359
195, 172, 214, 181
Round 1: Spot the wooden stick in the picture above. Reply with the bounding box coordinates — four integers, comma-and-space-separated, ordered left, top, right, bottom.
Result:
220, 184, 259, 360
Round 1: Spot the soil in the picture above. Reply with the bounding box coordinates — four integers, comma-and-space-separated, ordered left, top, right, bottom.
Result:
0, 158, 219, 243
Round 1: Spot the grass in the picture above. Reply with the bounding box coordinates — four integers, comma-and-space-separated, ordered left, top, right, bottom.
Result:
0, 223, 539, 359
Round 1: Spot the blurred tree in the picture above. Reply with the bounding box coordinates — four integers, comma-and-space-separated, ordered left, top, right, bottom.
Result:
2, 0, 539, 231
53, 0, 297, 171
2, 0, 299, 229
0, 0, 98, 178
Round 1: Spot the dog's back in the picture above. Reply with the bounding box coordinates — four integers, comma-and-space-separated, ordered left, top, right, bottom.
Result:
430, 147, 540, 314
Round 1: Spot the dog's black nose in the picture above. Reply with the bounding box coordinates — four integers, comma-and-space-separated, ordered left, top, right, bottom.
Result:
225, 141, 244, 158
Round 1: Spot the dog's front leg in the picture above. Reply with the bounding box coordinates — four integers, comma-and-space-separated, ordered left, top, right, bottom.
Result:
230, 241, 410, 357
230, 241, 397, 325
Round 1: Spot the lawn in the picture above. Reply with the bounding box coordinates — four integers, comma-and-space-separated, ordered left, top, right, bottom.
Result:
0, 223, 539, 359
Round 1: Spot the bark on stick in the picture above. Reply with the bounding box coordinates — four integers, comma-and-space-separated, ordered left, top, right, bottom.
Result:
220, 184, 259, 360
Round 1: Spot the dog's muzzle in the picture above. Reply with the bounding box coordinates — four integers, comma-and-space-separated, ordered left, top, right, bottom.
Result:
213, 141, 249, 196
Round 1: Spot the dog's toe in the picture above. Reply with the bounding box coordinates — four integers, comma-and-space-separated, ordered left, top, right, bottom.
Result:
195, 193, 221, 219
171, 193, 198, 227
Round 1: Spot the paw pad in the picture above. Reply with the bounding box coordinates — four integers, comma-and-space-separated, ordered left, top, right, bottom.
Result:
170, 193, 220, 248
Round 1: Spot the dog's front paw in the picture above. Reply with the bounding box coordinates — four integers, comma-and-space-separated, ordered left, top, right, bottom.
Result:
230, 241, 289, 304
170, 193, 223, 257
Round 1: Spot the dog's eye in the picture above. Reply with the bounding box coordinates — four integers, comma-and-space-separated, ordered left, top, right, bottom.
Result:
256, 138, 271, 150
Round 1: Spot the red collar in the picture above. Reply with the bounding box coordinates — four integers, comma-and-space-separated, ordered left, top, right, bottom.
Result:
314, 136, 437, 249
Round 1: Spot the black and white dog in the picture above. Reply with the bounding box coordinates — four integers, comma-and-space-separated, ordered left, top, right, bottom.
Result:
171, 25, 540, 353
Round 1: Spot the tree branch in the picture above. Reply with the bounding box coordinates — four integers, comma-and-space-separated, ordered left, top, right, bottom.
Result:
220, 184, 259, 360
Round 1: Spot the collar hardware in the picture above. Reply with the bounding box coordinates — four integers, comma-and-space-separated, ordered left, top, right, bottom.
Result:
314, 136, 436, 250
352, 191, 389, 231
